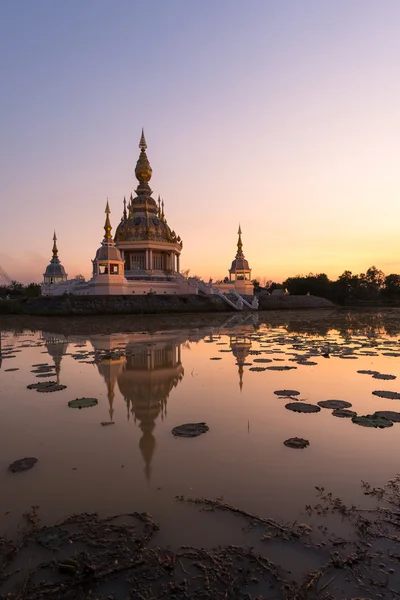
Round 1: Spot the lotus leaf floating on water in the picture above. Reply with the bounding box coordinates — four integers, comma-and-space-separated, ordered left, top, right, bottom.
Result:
332, 408, 357, 418
317, 400, 352, 409
172, 423, 209, 437
8, 457, 38, 472
253, 358, 273, 363
357, 370, 380, 375
266, 366, 297, 371
68, 398, 99, 409
285, 402, 321, 413
352, 414, 393, 428
372, 390, 400, 400
373, 410, 400, 423
283, 437, 309, 449
27, 382, 67, 393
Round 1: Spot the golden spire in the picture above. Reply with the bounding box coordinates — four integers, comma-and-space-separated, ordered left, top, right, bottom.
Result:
52, 231, 58, 259
123, 196, 127, 220
104, 200, 112, 240
139, 127, 147, 151
237, 224, 243, 256
135, 129, 152, 184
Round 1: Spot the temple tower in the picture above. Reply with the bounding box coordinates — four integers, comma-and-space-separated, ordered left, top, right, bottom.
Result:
91, 201, 126, 294
43, 232, 68, 285
114, 130, 183, 281
42, 232, 68, 295
229, 225, 252, 283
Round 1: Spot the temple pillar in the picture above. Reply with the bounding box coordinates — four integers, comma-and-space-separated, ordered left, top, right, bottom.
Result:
145, 250, 149, 270
149, 249, 153, 270
177, 254, 180, 274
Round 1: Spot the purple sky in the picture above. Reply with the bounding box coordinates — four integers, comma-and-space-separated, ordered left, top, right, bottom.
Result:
1, 0, 400, 284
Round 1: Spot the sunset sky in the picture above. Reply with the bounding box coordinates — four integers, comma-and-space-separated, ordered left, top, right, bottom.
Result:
1, 0, 400, 284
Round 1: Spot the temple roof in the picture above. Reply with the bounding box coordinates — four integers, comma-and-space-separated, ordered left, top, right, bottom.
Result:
114, 131, 182, 247
94, 202, 124, 263
229, 225, 251, 273
44, 232, 68, 278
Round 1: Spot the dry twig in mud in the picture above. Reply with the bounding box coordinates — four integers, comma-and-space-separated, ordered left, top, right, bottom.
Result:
175, 495, 300, 539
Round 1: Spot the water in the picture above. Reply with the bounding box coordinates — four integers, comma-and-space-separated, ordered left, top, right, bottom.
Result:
2, 308, 400, 551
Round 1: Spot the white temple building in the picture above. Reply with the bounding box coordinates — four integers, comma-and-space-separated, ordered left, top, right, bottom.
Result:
41, 131, 255, 299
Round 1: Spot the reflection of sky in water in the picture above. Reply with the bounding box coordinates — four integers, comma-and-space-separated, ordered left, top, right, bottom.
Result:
2, 311, 400, 545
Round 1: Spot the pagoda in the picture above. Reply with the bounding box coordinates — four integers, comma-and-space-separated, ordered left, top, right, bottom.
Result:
42, 232, 68, 294
114, 130, 183, 282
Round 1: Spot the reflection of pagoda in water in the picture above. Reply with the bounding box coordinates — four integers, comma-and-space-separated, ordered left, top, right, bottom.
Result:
118, 339, 184, 481
230, 331, 252, 391
88, 332, 185, 482
41, 332, 70, 383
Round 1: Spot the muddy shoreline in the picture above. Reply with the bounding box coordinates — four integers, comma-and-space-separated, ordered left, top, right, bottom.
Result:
2, 479, 400, 599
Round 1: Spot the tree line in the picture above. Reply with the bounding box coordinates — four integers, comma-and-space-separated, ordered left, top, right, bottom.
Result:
253, 266, 400, 304
0, 281, 42, 299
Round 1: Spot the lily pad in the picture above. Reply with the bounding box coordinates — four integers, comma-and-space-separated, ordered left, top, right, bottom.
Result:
172, 423, 209, 437
4, 368, 19, 372
373, 410, 400, 423
210, 357, 222, 360
297, 360, 318, 366
285, 402, 321, 413
101, 421, 115, 426
249, 367, 266, 371
27, 382, 67, 393
266, 366, 297, 371
68, 397, 98, 409
253, 358, 273, 363
357, 370, 379, 375
9, 457, 38, 472
332, 408, 357, 418
274, 389, 300, 397
284, 437, 309, 449
317, 400, 352, 409
372, 373, 396, 380
372, 390, 400, 400
352, 414, 393, 428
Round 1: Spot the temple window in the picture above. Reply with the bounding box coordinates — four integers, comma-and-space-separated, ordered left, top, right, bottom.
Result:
153, 252, 164, 270
99, 264, 109, 274
110, 264, 119, 274
131, 253, 145, 270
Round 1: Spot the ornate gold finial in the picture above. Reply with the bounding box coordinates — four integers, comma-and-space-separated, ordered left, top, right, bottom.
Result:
104, 199, 112, 240
123, 196, 127, 220
158, 195, 161, 217
135, 129, 152, 184
161, 199, 165, 221
237, 224, 243, 255
52, 231, 58, 258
